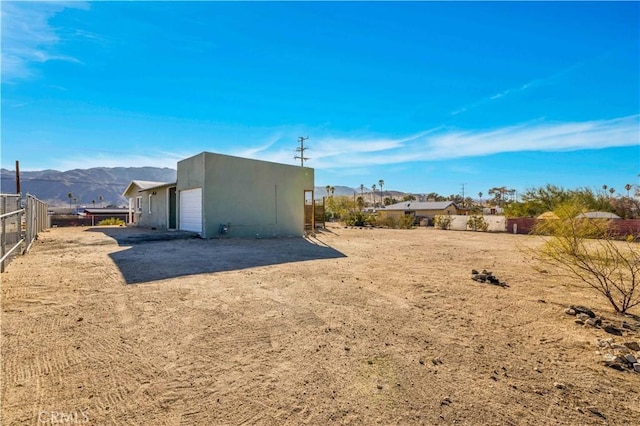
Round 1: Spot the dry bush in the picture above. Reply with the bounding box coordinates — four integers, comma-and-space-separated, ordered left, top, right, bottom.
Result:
532, 205, 640, 314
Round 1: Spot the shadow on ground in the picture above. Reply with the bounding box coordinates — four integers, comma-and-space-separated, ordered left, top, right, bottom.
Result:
89, 227, 346, 284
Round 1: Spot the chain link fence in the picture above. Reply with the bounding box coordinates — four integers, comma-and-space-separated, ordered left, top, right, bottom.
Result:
1, 193, 48, 272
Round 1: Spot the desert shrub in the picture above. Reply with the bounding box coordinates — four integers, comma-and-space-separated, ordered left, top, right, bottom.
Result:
365, 214, 377, 227
467, 215, 489, 232
343, 211, 372, 227
530, 203, 640, 314
98, 218, 125, 226
377, 216, 397, 228
326, 195, 356, 221
398, 215, 415, 229
433, 214, 452, 230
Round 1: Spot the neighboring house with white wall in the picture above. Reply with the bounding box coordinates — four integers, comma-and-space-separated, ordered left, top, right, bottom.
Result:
122, 152, 315, 238
377, 201, 462, 225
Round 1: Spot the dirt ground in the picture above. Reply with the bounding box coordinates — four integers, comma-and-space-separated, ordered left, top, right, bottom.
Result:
2, 224, 639, 425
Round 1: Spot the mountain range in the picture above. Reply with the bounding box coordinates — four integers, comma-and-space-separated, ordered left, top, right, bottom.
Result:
1, 167, 405, 207
1, 167, 177, 207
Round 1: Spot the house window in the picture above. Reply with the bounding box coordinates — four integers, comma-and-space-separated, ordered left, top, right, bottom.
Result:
148, 194, 152, 214
136, 196, 142, 212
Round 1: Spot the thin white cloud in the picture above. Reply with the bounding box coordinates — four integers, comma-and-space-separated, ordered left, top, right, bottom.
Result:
282, 115, 639, 170
54, 150, 188, 171
1, 1, 89, 82
205, 116, 639, 171
232, 133, 282, 158
452, 80, 537, 116
21, 116, 637, 172
450, 60, 586, 117
424, 115, 639, 161
489, 82, 533, 100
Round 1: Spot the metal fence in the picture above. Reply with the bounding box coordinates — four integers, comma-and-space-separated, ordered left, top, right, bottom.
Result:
0, 193, 48, 272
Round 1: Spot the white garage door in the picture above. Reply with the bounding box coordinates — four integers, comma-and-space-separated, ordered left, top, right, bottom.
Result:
180, 188, 202, 234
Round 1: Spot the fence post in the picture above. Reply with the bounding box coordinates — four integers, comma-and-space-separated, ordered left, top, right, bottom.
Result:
1, 196, 6, 272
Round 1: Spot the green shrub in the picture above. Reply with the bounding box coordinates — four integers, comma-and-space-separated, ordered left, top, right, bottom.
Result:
344, 211, 371, 227
398, 215, 415, 229
467, 215, 489, 231
365, 214, 378, 227
376, 216, 397, 228
433, 214, 452, 230
98, 217, 126, 226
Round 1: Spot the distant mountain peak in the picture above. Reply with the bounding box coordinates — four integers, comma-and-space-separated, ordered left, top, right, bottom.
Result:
1, 166, 177, 207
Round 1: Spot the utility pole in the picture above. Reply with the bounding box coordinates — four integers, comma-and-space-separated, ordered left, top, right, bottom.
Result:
15, 160, 21, 195
460, 183, 466, 207
294, 136, 309, 167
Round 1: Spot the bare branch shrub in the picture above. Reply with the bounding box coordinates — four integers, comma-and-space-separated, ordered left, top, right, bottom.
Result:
532, 205, 640, 314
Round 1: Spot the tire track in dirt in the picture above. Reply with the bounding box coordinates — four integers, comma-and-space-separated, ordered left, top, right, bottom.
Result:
3, 346, 87, 386
3, 307, 78, 340
113, 292, 136, 332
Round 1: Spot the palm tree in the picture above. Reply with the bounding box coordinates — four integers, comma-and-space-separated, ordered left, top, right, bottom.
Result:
359, 184, 365, 199
67, 192, 73, 208
325, 185, 331, 197
371, 184, 377, 206
609, 187, 615, 197
329, 186, 335, 196
378, 179, 384, 202
99, 195, 104, 208
92, 200, 96, 208
478, 192, 483, 205
625, 183, 632, 198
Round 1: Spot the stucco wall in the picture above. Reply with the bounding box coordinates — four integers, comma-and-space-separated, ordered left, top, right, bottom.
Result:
177, 154, 206, 191
137, 187, 170, 229
448, 215, 507, 232
178, 152, 314, 238
378, 207, 458, 222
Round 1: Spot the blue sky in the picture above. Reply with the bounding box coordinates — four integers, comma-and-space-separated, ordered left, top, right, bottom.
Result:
1, 1, 638, 197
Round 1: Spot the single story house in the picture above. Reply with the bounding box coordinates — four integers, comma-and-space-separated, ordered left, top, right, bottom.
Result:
122, 180, 177, 227
122, 152, 315, 238
81, 208, 130, 225
377, 201, 461, 224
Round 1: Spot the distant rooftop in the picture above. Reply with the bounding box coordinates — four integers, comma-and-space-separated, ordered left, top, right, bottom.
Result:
383, 201, 457, 211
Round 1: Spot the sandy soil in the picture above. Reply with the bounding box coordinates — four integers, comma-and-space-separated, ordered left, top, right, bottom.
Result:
2, 225, 639, 425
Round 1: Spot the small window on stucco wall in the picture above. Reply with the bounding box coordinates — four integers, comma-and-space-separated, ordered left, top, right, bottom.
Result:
148, 194, 152, 214
136, 196, 142, 212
